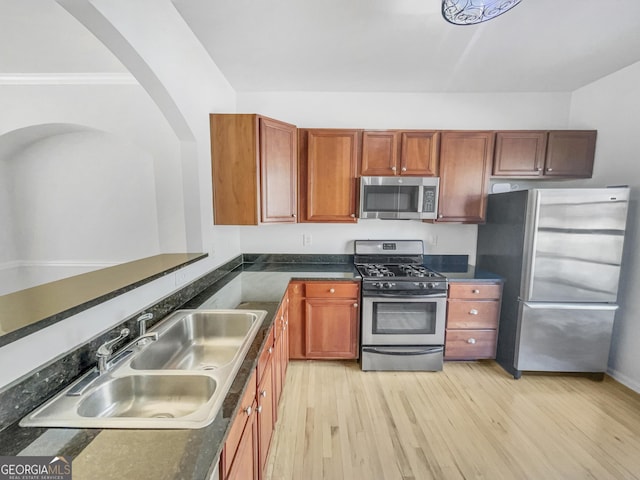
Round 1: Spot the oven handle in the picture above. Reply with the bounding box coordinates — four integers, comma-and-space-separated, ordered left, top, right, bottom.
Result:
363, 293, 447, 299
362, 346, 444, 356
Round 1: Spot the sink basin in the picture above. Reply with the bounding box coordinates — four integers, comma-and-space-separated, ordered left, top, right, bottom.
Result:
20, 309, 267, 429
130, 311, 259, 370
77, 375, 216, 419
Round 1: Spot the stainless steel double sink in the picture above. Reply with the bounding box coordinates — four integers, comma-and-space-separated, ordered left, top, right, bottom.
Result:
20, 309, 266, 429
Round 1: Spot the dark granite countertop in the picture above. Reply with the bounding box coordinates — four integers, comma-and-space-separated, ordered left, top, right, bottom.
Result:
0, 261, 358, 480
423, 255, 503, 282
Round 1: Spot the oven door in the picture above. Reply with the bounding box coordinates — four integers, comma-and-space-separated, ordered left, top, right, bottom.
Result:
361, 294, 446, 346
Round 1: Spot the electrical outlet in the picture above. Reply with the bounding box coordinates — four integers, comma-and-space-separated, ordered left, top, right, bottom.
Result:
303, 233, 312, 246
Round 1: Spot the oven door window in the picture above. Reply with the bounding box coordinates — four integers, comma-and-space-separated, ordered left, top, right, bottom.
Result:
372, 302, 437, 335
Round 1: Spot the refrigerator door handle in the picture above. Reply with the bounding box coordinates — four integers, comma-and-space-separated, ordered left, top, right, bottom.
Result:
522, 302, 619, 311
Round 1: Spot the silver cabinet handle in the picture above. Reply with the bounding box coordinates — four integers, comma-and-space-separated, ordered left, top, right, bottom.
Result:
472, 289, 480, 294
438, 214, 443, 219
537, 167, 543, 171
329, 288, 335, 293
243, 406, 252, 416
401, 167, 407, 172
467, 338, 477, 344
268, 347, 273, 354
353, 303, 358, 308
256, 405, 263, 414
391, 166, 397, 171
469, 309, 478, 315
547, 168, 553, 172
260, 390, 267, 398
292, 213, 297, 218
350, 213, 356, 218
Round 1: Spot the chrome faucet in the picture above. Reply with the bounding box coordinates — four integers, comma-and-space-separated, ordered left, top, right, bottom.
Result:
96, 328, 130, 374
136, 312, 157, 345
137, 312, 154, 335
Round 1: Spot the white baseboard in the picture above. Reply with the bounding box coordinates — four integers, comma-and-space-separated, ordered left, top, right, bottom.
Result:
607, 367, 640, 394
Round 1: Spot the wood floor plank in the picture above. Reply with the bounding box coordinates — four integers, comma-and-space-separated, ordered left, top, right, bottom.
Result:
265, 361, 640, 480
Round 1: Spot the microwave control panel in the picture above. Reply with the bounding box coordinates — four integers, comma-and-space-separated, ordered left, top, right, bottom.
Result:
422, 186, 437, 213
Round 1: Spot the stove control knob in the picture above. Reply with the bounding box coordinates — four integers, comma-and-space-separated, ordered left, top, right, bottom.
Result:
427, 282, 438, 289
384, 282, 395, 289
417, 282, 427, 288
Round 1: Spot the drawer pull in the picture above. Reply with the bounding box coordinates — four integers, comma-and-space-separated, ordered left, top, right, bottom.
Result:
472, 289, 480, 294
467, 338, 477, 344
260, 390, 267, 398
469, 309, 479, 315
256, 405, 263, 414
243, 406, 253, 416
268, 347, 273, 354
353, 303, 358, 308
329, 288, 336, 293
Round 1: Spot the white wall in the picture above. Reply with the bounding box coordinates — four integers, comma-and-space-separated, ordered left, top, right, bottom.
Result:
569, 61, 640, 392
1, 129, 162, 294
0, 84, 185, 254
237, 91, 573, 257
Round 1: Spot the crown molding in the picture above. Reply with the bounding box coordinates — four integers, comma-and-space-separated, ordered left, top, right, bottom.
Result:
0, 73, 138, 85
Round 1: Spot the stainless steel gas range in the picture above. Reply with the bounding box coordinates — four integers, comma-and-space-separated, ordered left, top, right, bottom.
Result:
354, 240, 447, 371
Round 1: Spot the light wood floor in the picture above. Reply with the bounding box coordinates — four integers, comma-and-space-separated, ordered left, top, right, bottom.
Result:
265, 360, 640, 480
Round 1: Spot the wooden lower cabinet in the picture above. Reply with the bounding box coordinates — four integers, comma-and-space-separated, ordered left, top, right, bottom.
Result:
288, 281, 360, 360
445, 282, 503, 360
257, 356, 275, 476
221, 299, 289, 480
220, 370, 258, 480
305, 298, 359, 358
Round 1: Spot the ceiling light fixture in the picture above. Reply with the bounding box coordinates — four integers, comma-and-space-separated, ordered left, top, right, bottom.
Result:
442, 0, 523, 25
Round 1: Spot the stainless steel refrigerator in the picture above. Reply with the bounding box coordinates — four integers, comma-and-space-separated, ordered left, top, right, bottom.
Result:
477, 187, 629, 379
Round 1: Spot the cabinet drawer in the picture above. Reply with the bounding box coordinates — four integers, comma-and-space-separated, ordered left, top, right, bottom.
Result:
257, 327, 275, 384
445, 329, 497, 359
447, 300, 500, 329
305, 282, 359, 299
449, 283, 502, 300
222, 369, 257, 478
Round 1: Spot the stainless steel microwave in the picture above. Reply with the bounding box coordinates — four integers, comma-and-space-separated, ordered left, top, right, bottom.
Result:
359, 176, 439, 220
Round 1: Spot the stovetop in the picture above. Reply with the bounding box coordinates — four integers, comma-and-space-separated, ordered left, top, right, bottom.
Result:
356, 263, 445, 280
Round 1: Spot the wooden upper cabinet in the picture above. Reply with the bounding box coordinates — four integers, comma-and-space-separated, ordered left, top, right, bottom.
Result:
259, 117, 298, 223
545, 130, 596, 178
298, 129, 360, 223
437, 131, 494, 223
361, 131, 398, 175
493, 130, 596, 178
400, 131, 439, 176
360, 130, 439, 176
210, 114, 297, 225
493, 131, 546, 176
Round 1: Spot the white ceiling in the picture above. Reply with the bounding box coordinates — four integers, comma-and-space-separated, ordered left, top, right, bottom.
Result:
173, 0, 640, 92
2, 1, 640, 93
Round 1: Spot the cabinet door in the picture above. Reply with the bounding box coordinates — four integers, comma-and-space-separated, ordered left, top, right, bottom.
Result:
493, 131, 546, 177
361, 131, 399, 175
438, 131, 494, 223
400, 131, 439, 176
544, 131, 596, 178
287, 282, 305, 359
225, 400, 258, 480
299, 129, 360, 222
259, 117, 298, 223
305, 299, 359, 359
210, 114, 259, 225
257, 359, 275, 477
